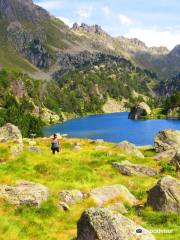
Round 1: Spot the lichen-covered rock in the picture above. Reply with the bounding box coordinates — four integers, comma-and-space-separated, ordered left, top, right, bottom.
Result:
90, 184, 138, 206
154, 149, 176, 161
170, 150, 180, 171
128, 102, 151, 119
0, 181, 49, 207
147, 176, 180, 213
59, 190, 84, 205
77, 207, 155, 240
0, 123, 22, 143
117, 141, 144, 158
112, 161, 158, 177
154, 129, 180, 152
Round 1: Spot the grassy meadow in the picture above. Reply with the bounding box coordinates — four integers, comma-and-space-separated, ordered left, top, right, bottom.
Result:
0, 137, 179, 240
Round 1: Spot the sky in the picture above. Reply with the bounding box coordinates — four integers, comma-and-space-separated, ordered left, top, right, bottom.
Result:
34, 0, 180, 50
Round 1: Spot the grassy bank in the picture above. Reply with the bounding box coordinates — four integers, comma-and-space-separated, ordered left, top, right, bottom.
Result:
0, 138, 179, 240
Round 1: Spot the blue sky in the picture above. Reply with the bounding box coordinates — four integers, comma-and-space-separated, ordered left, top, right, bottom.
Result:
34, 0, 180, 49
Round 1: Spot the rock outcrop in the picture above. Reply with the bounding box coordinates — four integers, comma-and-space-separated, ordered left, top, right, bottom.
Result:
154, 149, 176, 161
112, 161, 158, 177
0, 180, 49, 207
53, 51, 132, 79
90, 184, 138, 206
170, 150, 180, 172
117, 141, 144, 158
7, 22, 51, 68
147, 176, 180, 213
72, 22, 105, 35
0, 0, 50, 23
154, 129, 180, 152
128, 102, 151, 119
77, 207, 155, 240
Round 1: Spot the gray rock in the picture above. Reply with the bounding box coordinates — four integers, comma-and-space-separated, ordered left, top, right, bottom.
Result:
0, 181, 49, 207
0, 0, 50, 22
59, 190, 84, 205
90, 184, 138, 206
0, 123, 23, 155
154, 129, 180, 152
154, 149, 176, 161
0, 123, 22, 143
117, 141, 144, 158
128, 102, 151, 120
77, 207, 155, 240
112, 161, 158, 177
7, 22, 51, 69
170, 150, 180, 172
147, 176, 180, 213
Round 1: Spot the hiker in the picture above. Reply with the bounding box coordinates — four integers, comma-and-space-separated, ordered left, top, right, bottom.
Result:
51, 133, 60, 154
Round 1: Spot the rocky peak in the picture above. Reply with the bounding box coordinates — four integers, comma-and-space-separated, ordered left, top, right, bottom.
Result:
117, 36, 147, 51
0, 0, 50, 22
149, 46, 169, 55
72, 22, 105, 35
169, 44, 180, 58
129, 38, 147, 48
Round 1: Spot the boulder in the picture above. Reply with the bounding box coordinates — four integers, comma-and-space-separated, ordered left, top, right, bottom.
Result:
59, 190, 84, 205
147, 176, 180, 213
112, 161, 158, 177
154, 149, 176, 161
0, 181, 49, 207
170, 150, 180, 172
0, 123, 22, 143
117, 141, 144, 158
77, 207, 155, 240
128, 102, 151, 120
154, 129, 180, 152
90, 184, 138, 206
0, 123, 23, 155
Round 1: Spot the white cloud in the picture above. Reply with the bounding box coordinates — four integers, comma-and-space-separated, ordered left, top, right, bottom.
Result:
76, 7, 93, 20
125, 28, 180, 49
102, 6, 110, 18
36, 1, 63, 11
119, 14, 134, 26
58, 16, 74, 27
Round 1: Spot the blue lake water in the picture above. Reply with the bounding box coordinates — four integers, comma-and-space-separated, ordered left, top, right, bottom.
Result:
44, 112, 180, 145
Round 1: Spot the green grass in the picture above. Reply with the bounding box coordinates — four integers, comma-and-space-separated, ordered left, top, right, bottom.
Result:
0, 138, 179, 240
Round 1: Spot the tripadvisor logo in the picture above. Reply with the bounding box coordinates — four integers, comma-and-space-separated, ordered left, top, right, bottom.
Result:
135, 227, 174, 235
